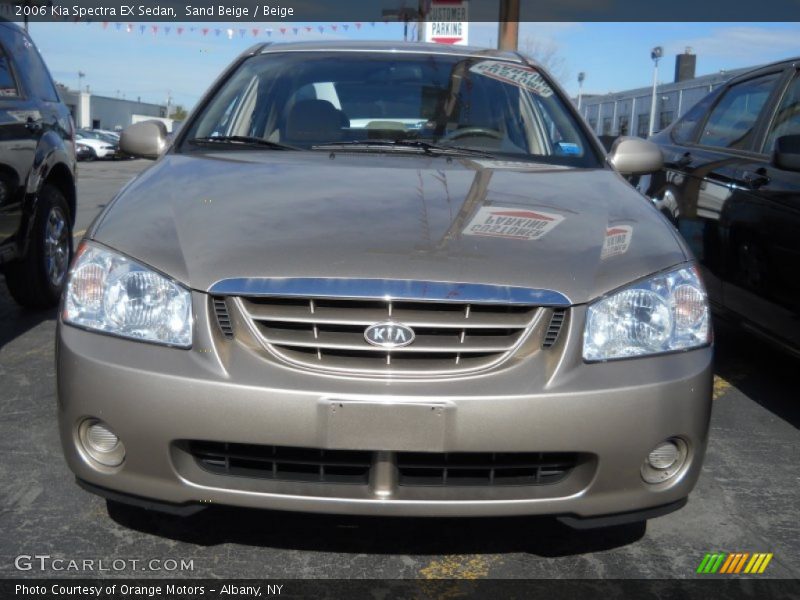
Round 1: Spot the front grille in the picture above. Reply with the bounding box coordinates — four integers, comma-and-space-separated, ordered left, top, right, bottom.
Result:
189, 441, 372, 484
236, 296, 542, 375
186, 441, 578, 488
396, 452, 577, 486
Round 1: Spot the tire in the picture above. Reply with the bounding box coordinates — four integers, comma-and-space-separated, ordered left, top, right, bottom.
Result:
4, 184, 73, 308
85, 148, 96, 162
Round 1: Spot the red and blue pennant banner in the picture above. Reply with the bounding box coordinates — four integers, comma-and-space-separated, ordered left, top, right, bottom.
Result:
69, 20, 388, 40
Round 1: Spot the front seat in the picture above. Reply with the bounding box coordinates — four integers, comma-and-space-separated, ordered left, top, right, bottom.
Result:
284, 99, 348, 144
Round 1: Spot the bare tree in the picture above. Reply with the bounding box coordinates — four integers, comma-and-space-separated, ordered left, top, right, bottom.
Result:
521, 37, 569, 84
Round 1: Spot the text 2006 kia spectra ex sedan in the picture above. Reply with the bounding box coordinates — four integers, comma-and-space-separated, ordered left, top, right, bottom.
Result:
56, 42, 712, 529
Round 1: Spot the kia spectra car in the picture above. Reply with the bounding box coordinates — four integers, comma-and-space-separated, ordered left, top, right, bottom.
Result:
57, 42, 712, 529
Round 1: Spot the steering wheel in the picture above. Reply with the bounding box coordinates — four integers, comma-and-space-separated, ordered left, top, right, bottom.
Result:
441, 127, 504, 142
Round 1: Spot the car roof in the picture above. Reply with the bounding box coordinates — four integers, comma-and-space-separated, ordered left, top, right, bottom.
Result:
254, 40, 528, 64
727, 56, 800, 83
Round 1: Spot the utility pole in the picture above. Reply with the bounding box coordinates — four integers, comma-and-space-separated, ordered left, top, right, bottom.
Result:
577, 72, 586, 110
497, 0, 519, 51
648, 46, 663, 137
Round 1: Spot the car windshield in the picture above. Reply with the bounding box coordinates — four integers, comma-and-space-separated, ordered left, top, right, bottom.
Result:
181, 51, 600, 167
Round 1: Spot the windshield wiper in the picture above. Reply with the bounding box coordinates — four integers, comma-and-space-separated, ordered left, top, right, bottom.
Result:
187, 136, 299, 150
312, 139, 497, 158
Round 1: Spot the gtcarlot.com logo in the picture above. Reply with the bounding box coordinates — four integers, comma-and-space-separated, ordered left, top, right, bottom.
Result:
697, 552, 773, 574
14, 554, 194, 572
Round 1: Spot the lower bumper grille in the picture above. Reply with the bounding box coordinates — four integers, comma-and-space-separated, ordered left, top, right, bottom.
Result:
188, 441, 372, 485
396, 452, 576, 487
186, 442, 578, 488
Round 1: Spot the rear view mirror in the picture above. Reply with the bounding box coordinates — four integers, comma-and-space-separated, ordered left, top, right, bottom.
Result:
608, 136, 664, 176
120, 120, 168, 160
773, 135, 800, 172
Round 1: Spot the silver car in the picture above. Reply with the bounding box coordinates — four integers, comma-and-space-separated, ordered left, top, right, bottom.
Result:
57, 42, 712, 529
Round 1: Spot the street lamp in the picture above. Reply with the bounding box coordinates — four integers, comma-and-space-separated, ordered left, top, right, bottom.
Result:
647, 46, 663, 137
577, 72, 586, 111
77, 71, 85, 93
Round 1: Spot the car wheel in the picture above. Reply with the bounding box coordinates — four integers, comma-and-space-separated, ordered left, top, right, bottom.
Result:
4, 184, 73, 308
85, 148, 96, 162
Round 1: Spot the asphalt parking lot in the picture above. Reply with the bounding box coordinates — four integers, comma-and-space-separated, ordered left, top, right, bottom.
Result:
0, 159, 798, 579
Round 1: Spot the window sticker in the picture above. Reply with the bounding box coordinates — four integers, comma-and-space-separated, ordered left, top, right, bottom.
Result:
556, 142, 581, 156
469, 61, 554, 98
468, 159, 570, 171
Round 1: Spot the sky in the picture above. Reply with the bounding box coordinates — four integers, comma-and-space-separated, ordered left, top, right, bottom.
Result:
27, 21, 800, 110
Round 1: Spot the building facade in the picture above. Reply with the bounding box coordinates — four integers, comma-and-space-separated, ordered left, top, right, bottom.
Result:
58, 87, 169, 131
578, 51, 753, 139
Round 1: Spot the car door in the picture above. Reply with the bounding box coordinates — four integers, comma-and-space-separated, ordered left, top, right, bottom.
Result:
658, 70, 785, 319
0, 30, 36, 259
0, 24, 71, 261
721, 67, 800, 351
647, 86, 727, 300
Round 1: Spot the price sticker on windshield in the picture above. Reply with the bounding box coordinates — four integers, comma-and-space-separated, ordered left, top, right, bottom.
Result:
470, 61, 554, 98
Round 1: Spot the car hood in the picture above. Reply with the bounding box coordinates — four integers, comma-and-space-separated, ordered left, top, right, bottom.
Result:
91, 151, 687, 304
77, 138, 113, 148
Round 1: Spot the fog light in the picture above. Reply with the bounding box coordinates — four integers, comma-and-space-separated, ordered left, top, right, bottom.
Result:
78, 419, 125, 467
648, 441, 679, 469
642, 438, 687, 484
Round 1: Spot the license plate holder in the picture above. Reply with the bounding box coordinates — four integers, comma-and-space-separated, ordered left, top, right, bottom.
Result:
322, 400, 450, 452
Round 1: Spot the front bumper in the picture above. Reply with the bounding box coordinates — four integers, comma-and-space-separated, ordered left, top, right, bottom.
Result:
56, 298, 713, 520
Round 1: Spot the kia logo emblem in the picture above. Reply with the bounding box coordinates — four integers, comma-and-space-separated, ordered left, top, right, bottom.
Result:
364, 321, 416, 349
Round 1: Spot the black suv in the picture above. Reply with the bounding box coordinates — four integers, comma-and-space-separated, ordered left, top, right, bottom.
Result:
0, 21, 76, 307
646, 58, 800, 356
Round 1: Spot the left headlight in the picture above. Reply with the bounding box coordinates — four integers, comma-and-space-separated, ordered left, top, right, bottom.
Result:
583, 264, 709, 361
63, 242, 192, 348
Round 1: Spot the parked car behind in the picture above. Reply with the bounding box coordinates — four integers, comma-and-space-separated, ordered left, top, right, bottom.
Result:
0, 21, 76, 307
59, 42, 712, 529
647, 58, 800, 356
74, 141, 94, 162
75, 130, 118, 160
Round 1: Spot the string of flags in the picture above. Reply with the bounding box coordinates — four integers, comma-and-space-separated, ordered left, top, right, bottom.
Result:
70, 20, 397, 40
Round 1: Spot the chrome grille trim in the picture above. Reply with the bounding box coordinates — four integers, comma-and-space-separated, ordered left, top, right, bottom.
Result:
208, 278, 571, 307
217, 279, 568, 377
234, 299, 550, 377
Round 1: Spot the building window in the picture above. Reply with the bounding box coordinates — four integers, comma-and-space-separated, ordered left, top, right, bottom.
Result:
618, 115, 629, 136
659, 111, 674, 131
602, 117, 612, 135
637, 113, 650, 138
588, 118, 598, 132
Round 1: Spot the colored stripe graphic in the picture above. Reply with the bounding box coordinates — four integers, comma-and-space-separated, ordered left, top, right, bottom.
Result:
758, 554, 773, 573
698, 553, 773, 574
696, 554, 713, 573
697, 553, 727, 573
719, 554, 736, 574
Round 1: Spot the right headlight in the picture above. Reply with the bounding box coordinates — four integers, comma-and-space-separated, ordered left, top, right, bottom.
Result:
63, 242, 192, 348
583, 264, 710, 361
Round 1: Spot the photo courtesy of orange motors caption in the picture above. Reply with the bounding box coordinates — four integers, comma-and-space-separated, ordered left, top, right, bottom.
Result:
1, 0, 799, 598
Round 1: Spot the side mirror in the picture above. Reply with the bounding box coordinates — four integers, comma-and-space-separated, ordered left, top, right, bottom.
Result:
120, 120, 168, 160
773, 135, 800, 172
608, 136, 664, 176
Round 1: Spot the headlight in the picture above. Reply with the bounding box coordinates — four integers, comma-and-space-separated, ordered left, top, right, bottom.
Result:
583, 264, 709, 361
63, 242, 192, 347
